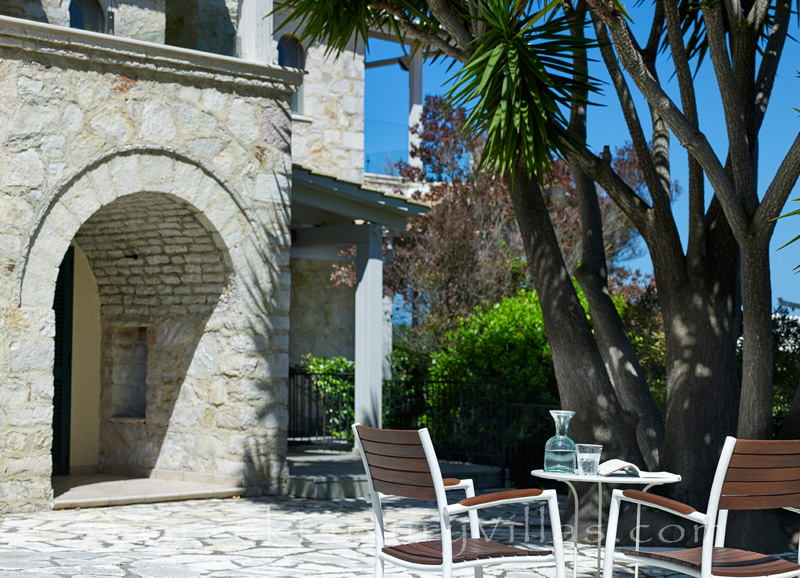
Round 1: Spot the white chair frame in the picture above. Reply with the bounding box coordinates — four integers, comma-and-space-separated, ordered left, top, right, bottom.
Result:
353, 423, 567, 578
603, 436, 800, 578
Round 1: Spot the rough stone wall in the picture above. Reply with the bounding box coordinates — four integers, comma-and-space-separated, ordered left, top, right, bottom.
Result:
289, 258, 355, 366
2, 5, 366, 184
0, 20, 298, 512
291, 44, 365, 184
273, 12, 365, 184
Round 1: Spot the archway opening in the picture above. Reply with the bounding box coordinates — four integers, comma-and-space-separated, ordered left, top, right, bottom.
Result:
54, 191, 230, 481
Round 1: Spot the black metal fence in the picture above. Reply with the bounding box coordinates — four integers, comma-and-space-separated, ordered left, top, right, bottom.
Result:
288, 370, 354, 446
288, 370, 558, 484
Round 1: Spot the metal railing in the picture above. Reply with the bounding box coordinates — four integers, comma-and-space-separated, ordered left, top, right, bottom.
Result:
288, 371, 559, 484
288, 370, 355, 446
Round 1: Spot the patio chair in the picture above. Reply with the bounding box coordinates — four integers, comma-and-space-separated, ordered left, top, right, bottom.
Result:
602, 436, 800, 578
353, 423, 566, 578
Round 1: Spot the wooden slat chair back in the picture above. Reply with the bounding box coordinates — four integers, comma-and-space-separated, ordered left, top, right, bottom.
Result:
353, 423, 566, 578
603, 437, 800, 578
356, 425, 437, 500
717, 439, 800, 511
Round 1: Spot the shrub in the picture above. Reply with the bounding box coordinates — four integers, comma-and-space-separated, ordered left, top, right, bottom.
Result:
295, 354, 355, 439
430, 290, 558, 404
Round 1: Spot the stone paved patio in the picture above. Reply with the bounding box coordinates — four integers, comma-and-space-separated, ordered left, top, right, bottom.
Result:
0, 494, 688, 577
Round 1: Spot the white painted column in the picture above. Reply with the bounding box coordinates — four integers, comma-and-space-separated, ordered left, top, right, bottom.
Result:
237, 0, 273, 63
355, 224, 384, 428
408, 51, 424, 169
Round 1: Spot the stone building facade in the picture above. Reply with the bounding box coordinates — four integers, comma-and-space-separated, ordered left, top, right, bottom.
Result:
0, 1, 423, 513
0, 10, 300, 511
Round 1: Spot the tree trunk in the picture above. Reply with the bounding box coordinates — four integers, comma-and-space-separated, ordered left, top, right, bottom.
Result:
507, 164, 648, 539
507, 166, 641, 453
659, 277, 740, 505
726, 241, 787, 553
571, 166, 665, 469
654, 220, 741, 510
738, 240, 774, 439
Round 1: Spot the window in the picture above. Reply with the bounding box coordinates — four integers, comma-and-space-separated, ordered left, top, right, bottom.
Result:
70, 0, 112, 34
277, 35, 305, 115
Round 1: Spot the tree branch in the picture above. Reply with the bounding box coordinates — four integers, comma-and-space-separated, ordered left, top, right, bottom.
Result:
584, 0, 750, 241
427, 0, 475, 52
663, 0, 705, 270
642, 0, 665, 65
752, 132, 800, 236
703, 3, 758, 211
592, 18, 671, 215
374, 2, 468, 62
753, 0, 792, 135
569, 150, 651, 231
642, 0, 672, 208
746, 0, 771, 29
724, 0, 744, 26
467, 0, 486, 39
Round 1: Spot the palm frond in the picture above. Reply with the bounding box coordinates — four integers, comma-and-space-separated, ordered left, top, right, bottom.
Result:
446, 0, 598, 179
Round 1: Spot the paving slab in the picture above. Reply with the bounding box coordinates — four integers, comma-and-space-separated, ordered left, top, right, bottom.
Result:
0, 492, 725, 578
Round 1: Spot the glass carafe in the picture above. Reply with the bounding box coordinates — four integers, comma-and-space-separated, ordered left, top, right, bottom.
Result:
544, 410, 577, 473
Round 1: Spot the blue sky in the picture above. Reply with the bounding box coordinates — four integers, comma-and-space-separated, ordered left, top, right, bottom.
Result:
364, 30, 800, 310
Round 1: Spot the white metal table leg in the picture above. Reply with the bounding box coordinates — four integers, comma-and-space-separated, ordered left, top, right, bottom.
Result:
596, 482, 603, 577
563, 480, 579, 578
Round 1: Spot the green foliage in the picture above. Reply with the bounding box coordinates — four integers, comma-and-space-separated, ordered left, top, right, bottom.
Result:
391, 326, 433, 380
298, 353, 355, 374
741, 309, 800, 418
447, 0, 597, 178
430, 290, 558, 403
772, 310, 800, 416
296, 354, 355, 439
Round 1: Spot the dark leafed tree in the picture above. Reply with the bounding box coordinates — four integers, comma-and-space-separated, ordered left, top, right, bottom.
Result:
387, 95, 644, 340
277, 0, 800, 548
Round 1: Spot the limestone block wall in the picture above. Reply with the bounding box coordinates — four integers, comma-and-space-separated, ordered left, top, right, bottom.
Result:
1, 5, 367, 185
292, 43, 365, 184
289, 258, 355, 366
0, 18, 300, 512
274, 12, 365, 184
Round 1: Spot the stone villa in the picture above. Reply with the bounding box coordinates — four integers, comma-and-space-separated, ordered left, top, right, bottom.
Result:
0, 0, 425, 512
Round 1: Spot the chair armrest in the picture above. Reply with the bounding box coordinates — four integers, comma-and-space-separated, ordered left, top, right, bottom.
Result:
619, 489, 708, 524
444, 478, 471, 490
446, 488, 548, 515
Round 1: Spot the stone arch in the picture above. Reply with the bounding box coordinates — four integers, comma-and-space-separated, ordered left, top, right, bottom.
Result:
17, 147, 286, 492
18, 147, 272, 311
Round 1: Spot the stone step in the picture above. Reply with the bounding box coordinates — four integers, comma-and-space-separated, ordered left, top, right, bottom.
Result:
52, 474, 245, 509
286, 445, 505, 500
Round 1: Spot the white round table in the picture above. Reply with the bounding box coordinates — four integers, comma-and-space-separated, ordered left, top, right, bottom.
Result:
531, 469, 682, 578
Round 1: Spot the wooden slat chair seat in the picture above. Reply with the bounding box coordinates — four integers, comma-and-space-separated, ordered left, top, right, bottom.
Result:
619, 547, 800, 577
385, 537, 553, 565
603, 437, 800, 578
353, 423, 566, 578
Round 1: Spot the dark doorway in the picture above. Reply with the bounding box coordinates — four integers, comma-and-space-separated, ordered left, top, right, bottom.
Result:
52, 247, 74, 476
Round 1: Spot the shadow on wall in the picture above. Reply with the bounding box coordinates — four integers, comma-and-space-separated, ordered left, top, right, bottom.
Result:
166, 0, 236, 56
240, 164, 292, 496
73, 191, 228, 475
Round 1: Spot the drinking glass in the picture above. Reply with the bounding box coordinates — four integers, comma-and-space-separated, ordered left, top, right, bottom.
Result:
576, 444, 602, 475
